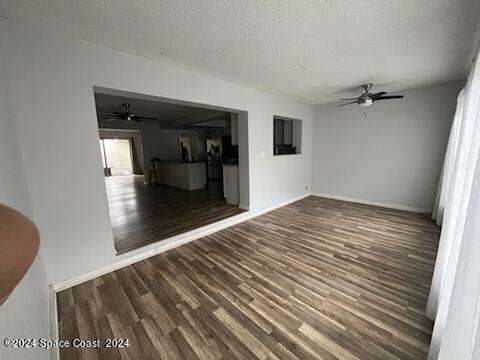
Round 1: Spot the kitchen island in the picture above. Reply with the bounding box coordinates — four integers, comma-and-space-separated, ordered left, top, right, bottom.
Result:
157, 161, 206, 190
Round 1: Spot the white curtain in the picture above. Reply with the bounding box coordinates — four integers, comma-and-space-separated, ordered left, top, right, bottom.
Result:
435, 147, 480, 359
427, 88, 468, 319
427, 49, 480, 359
431, 90, 465, 225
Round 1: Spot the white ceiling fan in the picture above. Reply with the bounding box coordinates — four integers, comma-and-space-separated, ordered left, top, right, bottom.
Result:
337, 83, 404, 107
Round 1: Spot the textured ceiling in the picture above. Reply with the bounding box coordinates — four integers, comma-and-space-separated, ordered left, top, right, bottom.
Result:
1, 0, 479, 104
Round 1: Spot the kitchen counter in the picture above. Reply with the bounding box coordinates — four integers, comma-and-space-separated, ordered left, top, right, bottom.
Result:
222, 164, 239, 205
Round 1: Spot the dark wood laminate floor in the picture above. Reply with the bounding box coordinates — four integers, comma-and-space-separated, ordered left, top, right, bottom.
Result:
106, 175, 245, 254
58, 196, 439, 360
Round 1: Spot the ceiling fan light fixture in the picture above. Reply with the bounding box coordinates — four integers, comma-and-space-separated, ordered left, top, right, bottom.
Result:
359, 98, 374, 107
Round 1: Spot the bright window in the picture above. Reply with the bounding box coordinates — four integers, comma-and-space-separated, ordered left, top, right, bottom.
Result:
99, 138, 133, 176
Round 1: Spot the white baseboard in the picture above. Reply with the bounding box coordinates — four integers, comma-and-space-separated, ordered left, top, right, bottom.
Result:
52, 192, 310, 292
311, 192, 431, 213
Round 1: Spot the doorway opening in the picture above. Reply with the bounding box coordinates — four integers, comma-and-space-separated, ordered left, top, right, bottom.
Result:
94, 87, 250, 254
99, 138, 134, 176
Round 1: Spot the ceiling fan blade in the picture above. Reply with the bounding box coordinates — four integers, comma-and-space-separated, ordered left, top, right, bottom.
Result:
134, 116, 157, 120
106, 118, 118, 122
371, 91, 387, 99
375, 95, 404, 100
339, 98, 359, 101
337, 100, 358, 107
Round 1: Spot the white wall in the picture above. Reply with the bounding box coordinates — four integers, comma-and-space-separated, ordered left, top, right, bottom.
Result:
1, 17, 313, 286
312, 81, 464, 211
0, 33, 49, 360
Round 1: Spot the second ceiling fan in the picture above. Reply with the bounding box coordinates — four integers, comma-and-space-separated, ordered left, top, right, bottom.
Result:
337, 83, 404, 107
99, 103, 158, 122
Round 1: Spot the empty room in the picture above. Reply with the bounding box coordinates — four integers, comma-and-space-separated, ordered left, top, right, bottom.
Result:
1, 2, 479, 360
